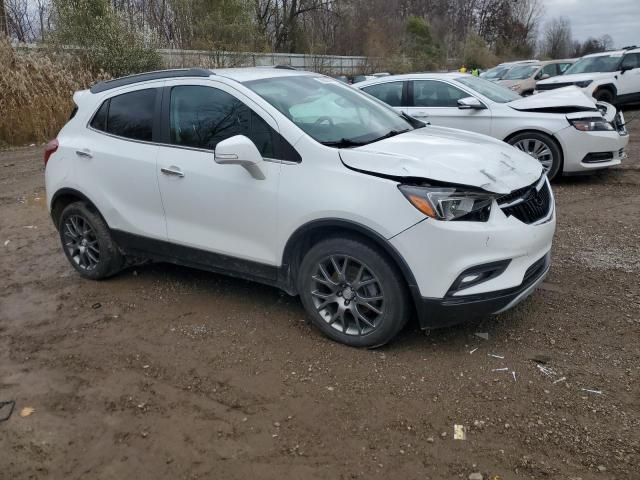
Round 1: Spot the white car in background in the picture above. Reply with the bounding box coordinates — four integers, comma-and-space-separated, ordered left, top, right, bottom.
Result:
536, 47, 640, 104
356, 73, 629, 179
480, 60, 539, 82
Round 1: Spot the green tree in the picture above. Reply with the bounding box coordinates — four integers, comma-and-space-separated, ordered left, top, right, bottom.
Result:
405, 16, 442, 71
52, 0, 161, 76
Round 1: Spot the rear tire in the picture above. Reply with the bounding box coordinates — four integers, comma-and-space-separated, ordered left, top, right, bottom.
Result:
593, 88, 615, 104
508, 131, 562, 180
297, 236, 409, 348
58, 201, 124, 280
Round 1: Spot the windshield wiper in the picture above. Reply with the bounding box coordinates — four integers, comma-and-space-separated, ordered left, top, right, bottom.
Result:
320, 138, 368, 148
366, 128, 411, 144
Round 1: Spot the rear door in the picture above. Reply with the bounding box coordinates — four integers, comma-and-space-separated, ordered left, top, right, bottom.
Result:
155, 80, 290, 271
406, 79, 492, 135
617, 53, 640, 100
79, 85, 167, 240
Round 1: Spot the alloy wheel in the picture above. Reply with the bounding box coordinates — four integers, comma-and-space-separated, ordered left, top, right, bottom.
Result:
63, 215, 100, 270
310, 255, 385, 336
513, 138, 554, 172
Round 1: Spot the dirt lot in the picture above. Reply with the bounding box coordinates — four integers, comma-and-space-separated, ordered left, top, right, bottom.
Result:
1, 114, 639, 480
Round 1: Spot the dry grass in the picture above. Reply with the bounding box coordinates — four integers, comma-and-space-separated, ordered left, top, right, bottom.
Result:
0, 39, 108, 147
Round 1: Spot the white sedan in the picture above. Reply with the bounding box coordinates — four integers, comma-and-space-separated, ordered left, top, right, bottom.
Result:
355, 73, 629, 179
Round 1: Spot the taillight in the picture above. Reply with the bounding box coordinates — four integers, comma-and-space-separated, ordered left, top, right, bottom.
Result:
44, 139, 59, 166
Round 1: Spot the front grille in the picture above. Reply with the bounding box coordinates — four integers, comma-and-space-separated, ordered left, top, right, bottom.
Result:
498, 177, 552, 224
536, 82, 573, 91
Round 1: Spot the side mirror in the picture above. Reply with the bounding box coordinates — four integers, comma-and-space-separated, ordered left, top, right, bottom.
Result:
457, 97, 486, 110
214, 135, 266, 180
620, 65, 632, 74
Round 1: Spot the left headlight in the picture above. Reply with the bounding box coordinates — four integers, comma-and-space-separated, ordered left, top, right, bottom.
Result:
398, 185, 494, 221
569, 117, 614, 132
509, 83, 521, 91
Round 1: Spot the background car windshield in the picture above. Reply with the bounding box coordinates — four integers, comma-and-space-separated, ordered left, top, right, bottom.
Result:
245, 76, 412, 145
564, 54, 622, 74
503, 65, 539, 80
455, 76, 521, 103
482, 65, 510, 79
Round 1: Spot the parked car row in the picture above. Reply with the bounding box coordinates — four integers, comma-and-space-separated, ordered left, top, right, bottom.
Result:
43, 65, 629, 348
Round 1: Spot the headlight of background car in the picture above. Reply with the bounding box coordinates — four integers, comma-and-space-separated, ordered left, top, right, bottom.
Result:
398, 185, 494, 221
574, 80, 593, 88
509, 84, 521, 91
569, 117, 614, 132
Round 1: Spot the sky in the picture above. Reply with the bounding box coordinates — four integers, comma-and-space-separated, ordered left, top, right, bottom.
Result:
541, 0, 640, 48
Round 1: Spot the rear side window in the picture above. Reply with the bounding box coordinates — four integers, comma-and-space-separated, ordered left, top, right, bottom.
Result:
169, 85, 300, 162
412, 80, 468, 107
90, 89, 157, 142
361, 82, 404, 107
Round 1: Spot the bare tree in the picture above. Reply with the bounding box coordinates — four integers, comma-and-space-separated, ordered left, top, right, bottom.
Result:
540, 16, 572, 59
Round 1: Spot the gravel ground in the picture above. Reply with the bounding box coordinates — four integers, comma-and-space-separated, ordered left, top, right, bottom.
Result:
1, 112, 639, 480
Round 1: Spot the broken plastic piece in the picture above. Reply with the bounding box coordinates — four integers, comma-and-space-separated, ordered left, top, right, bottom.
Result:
453, 424, 467, 440
0, 400, 15, 422
19, 407, 35, 417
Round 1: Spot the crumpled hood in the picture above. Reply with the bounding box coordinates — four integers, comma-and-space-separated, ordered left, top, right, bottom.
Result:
339, 126, 543, 194
536, 72, 615, 85
508, 86, 597, 111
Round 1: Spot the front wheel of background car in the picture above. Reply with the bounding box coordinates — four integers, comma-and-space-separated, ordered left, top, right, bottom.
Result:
593, 88, 615, 104
58, 201, 124, 280
508, 132, 562, 180
297, 236, 410, 348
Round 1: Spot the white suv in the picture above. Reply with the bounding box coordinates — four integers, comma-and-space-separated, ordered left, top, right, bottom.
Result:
536, 47, 640, 104
45, 68, 556, 347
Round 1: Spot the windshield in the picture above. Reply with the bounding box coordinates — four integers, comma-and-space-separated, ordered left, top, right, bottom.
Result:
564, 54, 622, 74
455, 76, 521, 103
244, 75, 414, 147
503, 65, 540, 80
482, 65, 511, 80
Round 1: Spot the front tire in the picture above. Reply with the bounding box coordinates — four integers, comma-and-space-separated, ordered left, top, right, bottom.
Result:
593, 88, 615, 104
58, 201, 124, 280
297, 236, 409, 348
508, 131, 562, 180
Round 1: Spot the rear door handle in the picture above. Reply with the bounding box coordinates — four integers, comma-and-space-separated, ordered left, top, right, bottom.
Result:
76, 149, 92, 159
161, 166, 185, 178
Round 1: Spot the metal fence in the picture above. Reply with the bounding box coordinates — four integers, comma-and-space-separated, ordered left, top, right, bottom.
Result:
159, 49, 370, 75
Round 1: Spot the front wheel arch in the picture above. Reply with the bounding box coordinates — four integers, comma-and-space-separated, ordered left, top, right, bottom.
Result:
504, 129, 564, 179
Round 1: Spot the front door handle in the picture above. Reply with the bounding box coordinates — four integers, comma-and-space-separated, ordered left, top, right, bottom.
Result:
76, 149, 93, 159
161, 166, 185, 178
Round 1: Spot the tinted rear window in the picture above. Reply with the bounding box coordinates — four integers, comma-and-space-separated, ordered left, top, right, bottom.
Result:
91, 89, 157, 141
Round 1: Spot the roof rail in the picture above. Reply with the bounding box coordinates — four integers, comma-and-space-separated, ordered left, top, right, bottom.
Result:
274, 64, 298, 70
90, 68, 213, 94
622, 45, 638, 50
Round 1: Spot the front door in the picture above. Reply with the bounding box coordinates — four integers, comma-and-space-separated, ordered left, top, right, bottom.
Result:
156, 81, 285, 272
617, 53, 640, 102
405, 80, 492, 135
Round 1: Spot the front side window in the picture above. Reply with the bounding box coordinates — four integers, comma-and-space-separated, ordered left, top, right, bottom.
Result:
538, 64, 558, 78
244, 75, 414, 147
361, 82, 404, 107
455, 76, 521, 103
169, 85, 296, 160
564, 54, 623, 74
91, 89, 157, 141
558, 63, 573, 74
621, 53, 640, 70
413, 80, 468, 107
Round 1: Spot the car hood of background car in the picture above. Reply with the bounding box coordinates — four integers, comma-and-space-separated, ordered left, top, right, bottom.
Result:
507, 86, 598, 113
339, 126, 542, 194
536, 72, 615, 85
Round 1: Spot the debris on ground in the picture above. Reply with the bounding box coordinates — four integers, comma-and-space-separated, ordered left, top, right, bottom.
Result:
0, 400, 16, 422
492, 368, 509, 372
19, 407, 35, 417
474, 332, 489, 340
511, 371, 517, 382
454, 424, 467, 440
3, 240, 9, 246
469, 348, 478, 354
468, 473, 483, 480
488, 354, 504, 359
91, 302, 102, 309
530, 354, 552, 364
581, 388, 603, 395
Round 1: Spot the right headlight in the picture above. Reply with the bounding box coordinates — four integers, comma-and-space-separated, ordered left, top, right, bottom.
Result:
574, 80, 593, 88
398, 184, 495, 221
569, 117, 614, 132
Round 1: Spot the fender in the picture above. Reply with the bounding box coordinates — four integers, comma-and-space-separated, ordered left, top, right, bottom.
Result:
279, 218, 421, 298
50, 187, 104, 227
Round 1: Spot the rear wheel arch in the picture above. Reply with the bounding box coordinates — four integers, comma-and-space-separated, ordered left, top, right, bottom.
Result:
281, 219, 419, 298
51, 188, 106, 229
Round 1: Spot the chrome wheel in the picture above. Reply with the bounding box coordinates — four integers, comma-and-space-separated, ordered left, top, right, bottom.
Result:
513, 138, 554, 172
310, 255, 385, 336
63, 215, 100, 270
